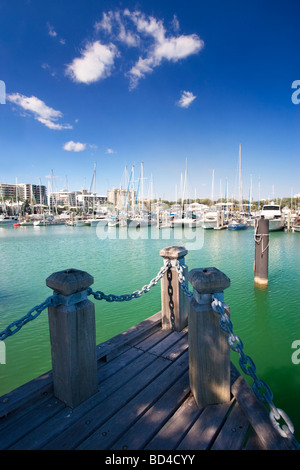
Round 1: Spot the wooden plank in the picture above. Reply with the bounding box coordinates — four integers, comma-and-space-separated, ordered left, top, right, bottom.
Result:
0, 396, 65, 450
109, 371, 191, 450
131, 327, 173, 352
231, 375, 294, 450
96, 311, 162, 361
211, 401, 250, 450
161, 334, 188, 362
77, 352, 189, 450
244, 428, 266, 450
177, 399, 234, 450
145, 394, 203, 450
147, 328, 187, 358
8, 348, 160, 450
43, 353, 182, 450
0, 371, 53, 418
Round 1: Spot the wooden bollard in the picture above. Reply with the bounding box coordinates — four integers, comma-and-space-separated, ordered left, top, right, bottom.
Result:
254, 217, 269, 287
46, 269, 98, 408
188, 267, 231, 407
160, 246, 190, 331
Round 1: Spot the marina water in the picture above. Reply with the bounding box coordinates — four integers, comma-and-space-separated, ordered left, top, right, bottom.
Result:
0, 224, 299, 441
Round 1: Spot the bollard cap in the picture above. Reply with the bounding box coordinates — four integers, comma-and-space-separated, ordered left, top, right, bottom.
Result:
160, 246, 188, 260
46, 268, 94, 296
188, 267, 230, 294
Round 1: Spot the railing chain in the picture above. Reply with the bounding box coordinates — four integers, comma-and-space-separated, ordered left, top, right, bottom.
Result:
87, 261, 171, 303
211, 293, 299, 449
0, 295, 57, 341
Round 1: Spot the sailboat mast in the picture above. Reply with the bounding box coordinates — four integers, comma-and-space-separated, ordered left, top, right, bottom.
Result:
238, 144, 243, 212
141, 161, 144, 214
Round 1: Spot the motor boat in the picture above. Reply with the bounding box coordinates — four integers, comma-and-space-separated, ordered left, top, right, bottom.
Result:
260, 203, 285, 231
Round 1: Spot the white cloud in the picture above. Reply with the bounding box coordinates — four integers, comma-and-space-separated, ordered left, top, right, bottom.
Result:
63, 141, 86, 152
66, 41, 118, 84
106, 148, 115, 154
68, 9, 204, 89
47, 23, 57, 37
177, 91, 197, 108
126, 10, 204, 89
7, 93, 72, 130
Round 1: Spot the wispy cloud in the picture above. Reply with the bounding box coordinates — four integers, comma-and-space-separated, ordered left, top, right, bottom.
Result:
66, 41, 118, 84
63, 141, 86, 152
47, 23, 57, 37
106, 148, 116, 154
47, 22, 65, 44
177, 91, 197, 108
124, 10, 204, 89
7, 93, 72, 130
67, 9, 204, 89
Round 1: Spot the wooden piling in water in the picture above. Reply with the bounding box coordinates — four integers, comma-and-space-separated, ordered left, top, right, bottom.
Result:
46, 268, 98, 408
188, 267, 231, 408
254, 217, 269, 287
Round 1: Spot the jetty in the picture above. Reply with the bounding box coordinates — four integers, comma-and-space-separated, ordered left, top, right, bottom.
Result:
0, 246, 298, 451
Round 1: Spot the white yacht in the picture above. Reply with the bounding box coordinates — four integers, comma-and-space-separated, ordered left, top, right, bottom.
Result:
201, 209, 218, 229
260, 203, 285, 231
0, 215, 18, 225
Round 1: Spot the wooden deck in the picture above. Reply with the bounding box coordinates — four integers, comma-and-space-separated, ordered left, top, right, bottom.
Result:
0, 311, 296, 450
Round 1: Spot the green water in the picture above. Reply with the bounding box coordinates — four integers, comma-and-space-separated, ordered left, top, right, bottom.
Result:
0, 224, 299, 441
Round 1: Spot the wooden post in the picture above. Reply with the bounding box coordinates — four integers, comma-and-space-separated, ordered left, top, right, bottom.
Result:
254, 217, 269, 287
188, 267, 231, 407
160, 246, 190, 331
46, 268, 98, 408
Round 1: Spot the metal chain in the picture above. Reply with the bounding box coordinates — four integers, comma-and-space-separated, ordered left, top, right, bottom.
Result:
0, 295, 56, 341
0, 262, 172, 341
88, 261, 171, 303
175, 260, 193, 297
211, 293, 299, 449
167, 268, 175, 330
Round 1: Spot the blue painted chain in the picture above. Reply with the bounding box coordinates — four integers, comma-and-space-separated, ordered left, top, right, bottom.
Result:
88, 261, 171, 302
0, 262, 172, 341
211, 293, 299, 449
0, 295, 57, 341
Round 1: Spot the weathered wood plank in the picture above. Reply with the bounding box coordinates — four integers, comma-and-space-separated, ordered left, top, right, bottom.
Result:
129, 325, 172, 351
0, 396, 65, 449
145, 394, 203, 450
43, 352, 184, 450
96, 311, 162, 361
77, 352, 189, 450
211, 401, 250, 450
231, 375, 294, 450
9, 348, 163, 450
109, 371, 190, 450
160, 334, 189, 362
0, 371, 53, 419
147, 328, 187, 358
177, 399, 234, 450
244, 428, 266, 450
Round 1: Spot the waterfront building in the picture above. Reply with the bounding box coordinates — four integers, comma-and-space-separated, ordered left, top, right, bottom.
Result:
0, 182, 47, 205
107, 188, 136, 209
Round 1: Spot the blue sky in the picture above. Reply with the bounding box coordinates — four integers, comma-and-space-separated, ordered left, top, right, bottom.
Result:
0, 0, 299, 202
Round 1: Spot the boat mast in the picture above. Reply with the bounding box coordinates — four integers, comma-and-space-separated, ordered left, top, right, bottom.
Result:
238, 144, 243, 213
141, 161, 144, 214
